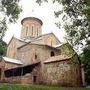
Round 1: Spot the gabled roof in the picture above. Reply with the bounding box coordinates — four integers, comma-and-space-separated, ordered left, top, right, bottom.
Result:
17, 32, 60, 49
7, 36, 27, 46
2, 57, 23, 65
17, 42, 60, 51
8, 32, 60, 49
35, 32, 60, 43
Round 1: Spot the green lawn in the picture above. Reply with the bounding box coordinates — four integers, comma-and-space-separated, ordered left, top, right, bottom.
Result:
0, 83, 89, 90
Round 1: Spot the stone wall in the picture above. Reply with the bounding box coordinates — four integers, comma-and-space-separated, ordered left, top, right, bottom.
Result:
5, 64, 41, 84
0, 60, 5, 81
42, 58, 82, 86
31, 33, 60, 46
18, 44, 61, 65
6, 76, 21, 83
6, 76, 32, 84
41, 33, 60, 46
7, 37, 26, 59
0, 60, 21, 82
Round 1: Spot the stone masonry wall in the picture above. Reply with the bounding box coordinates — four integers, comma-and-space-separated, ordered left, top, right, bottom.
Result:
18, 44, 61, 65
7, 37, 26, 59
32, 33, 60, 46
42, 59, 82, 87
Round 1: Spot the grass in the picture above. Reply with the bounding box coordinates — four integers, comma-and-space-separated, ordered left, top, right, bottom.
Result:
0, 83, 89, 90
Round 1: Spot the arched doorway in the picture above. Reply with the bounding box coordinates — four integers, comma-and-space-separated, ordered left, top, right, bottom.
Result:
33, 76, 37, 83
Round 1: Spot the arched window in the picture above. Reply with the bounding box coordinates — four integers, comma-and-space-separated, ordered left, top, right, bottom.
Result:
37, 28, 38, 36
26, 26, 28, 36
50, 51, 55, 57
31, 26, 34, 36
35, 55, 37, 59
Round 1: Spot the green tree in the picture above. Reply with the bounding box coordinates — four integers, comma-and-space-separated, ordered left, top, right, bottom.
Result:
36, 0, 90, 47
0, 40, 7, 57
0, 0, 22, 39
0, 0, 22, 56
80, 42, 90, 84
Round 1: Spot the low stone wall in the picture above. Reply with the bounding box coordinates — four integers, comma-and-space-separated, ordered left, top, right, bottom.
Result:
6, 76, 32, 84
21, 76, 32, 84
6, 76, 21, 83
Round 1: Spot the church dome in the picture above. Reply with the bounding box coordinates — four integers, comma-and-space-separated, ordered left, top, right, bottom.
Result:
21, 17, 43, 25
20, 17, 43, 39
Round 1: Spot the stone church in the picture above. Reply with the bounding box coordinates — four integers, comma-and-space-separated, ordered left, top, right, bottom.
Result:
0, 17, 84, 86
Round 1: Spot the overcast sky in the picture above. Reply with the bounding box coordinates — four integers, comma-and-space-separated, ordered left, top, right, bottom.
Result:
3, 0, 65, 43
